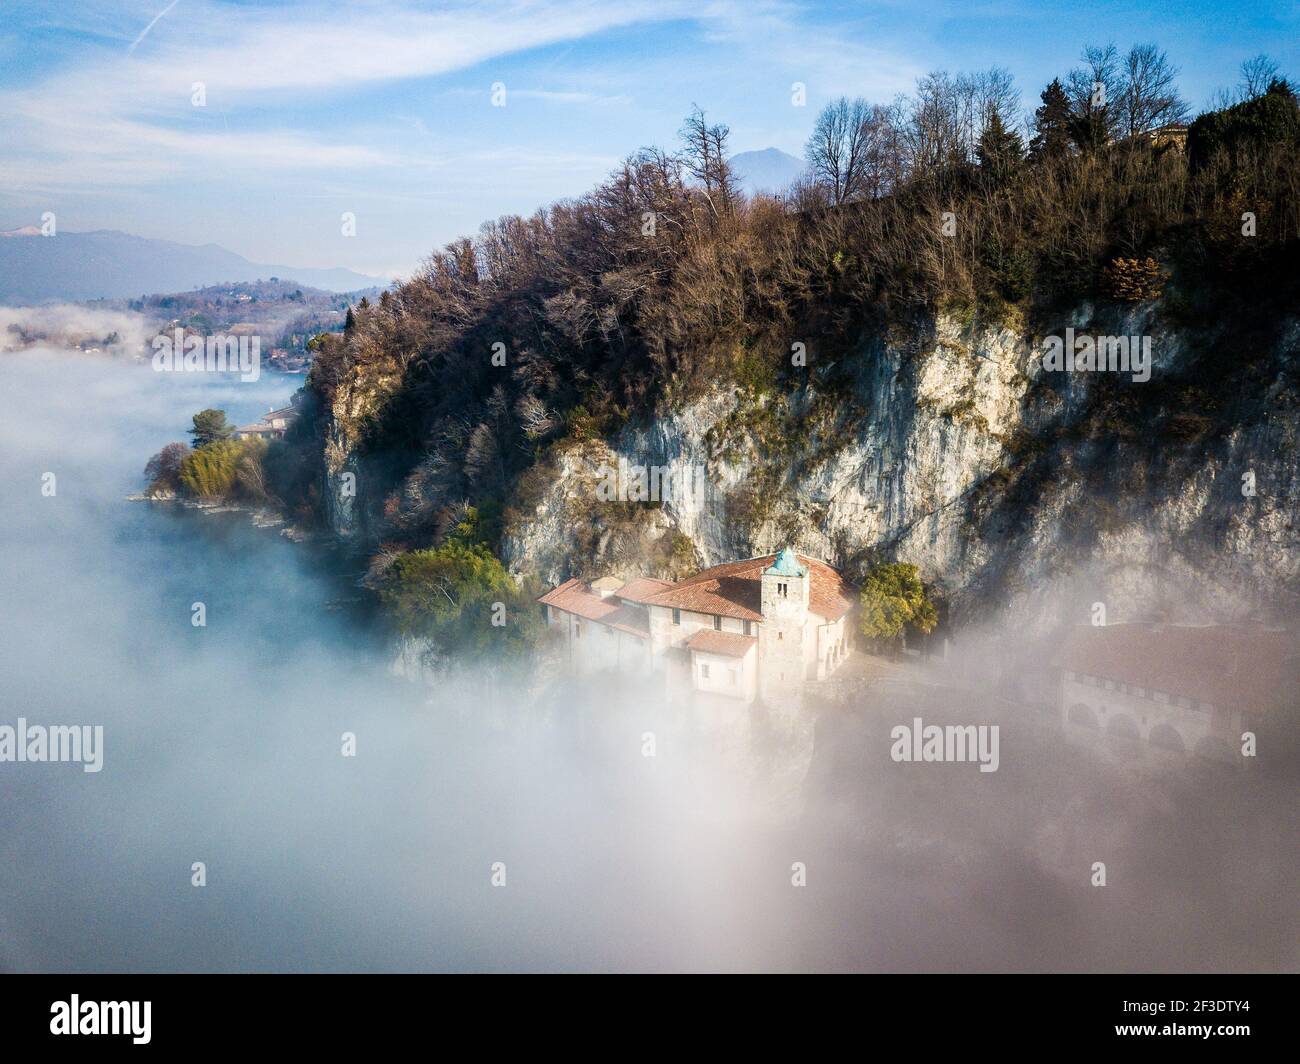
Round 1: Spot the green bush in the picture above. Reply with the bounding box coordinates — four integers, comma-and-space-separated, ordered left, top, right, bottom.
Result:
179, 441, 240, 497
980, 239, 1033, 303
858, 562, 938, 645
380, 541, 543, 667
1188, 82, 1300, 169
178, 437, 267, 499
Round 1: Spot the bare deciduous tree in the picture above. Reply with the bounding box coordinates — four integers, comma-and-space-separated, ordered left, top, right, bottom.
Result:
1240, 54, 1280, 99
862, 101, 907, 196
907, 71, 966, 174
805, 97, 873, 205
1066, 43, 1124, 149
1118, 43, 1189, 138
678, 105, 738, 220
958, 67, 1022, 154
515, 395, 556, 441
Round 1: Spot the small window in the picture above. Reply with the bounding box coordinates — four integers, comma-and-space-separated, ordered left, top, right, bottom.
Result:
713, 615, 722, 631
700, 663, 710, 680
778, 632, 783, 641
744, 620, 753, 636
729, 668, 738, 686
778, 582, 787, 598
574, 620, 581, 639
672, 608, 680, 626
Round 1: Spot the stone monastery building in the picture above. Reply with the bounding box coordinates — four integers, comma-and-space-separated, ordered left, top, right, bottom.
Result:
538, 548, 855, 703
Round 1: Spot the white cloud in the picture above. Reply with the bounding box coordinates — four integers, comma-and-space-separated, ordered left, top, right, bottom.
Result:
0, 0, 680, 195
0, 0, 939, 273
693, 0, 924, 100
442, 87, 632, 105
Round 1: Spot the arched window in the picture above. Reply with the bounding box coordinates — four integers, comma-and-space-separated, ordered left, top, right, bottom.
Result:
1149, 723, 1185, 752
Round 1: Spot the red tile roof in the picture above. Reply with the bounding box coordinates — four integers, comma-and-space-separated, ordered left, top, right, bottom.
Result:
684, 630, 757, 658
1056, 624, 1299, 716
643, 553, 853, 622
617, 577, 674, 604
538, 579, 650, 637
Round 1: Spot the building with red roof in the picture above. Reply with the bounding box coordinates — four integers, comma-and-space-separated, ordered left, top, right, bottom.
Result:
538, 548, 856, 703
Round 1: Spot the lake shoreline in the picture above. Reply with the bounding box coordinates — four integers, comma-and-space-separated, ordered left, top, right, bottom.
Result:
126, 490, 318, 543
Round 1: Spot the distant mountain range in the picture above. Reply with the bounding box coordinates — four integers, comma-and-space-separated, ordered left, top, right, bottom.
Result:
728, 148, 808, 196
0, 228, 389, 304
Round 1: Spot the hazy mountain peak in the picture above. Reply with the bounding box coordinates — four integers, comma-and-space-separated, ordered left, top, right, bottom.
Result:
728, 147, 808, 196
0, 229, 388, 304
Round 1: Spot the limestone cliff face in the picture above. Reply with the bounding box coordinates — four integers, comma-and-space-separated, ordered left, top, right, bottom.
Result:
499, 308, 1300, 628
314, 306, 1298, 629
320, 363, 404, 543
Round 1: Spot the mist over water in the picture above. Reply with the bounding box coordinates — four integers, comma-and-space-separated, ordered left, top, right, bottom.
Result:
1, 350, 1295, 972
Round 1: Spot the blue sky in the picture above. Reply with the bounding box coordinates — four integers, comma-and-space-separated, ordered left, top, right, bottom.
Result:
1, 0, 1296, 279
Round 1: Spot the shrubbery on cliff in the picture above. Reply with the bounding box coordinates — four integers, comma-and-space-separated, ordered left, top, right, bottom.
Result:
859, 563, 940, 650
1187, 79, 1300, 167
377, 506, 545, 669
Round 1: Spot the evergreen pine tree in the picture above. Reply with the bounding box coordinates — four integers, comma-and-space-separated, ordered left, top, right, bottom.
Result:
1028, 78, 1073, 162
977, 111, 1024, 179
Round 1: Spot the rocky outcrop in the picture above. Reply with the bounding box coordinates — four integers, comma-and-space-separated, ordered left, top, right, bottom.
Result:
321, 363, 404, 542
500, 308, 1300, 629
312, 303, 1298, 631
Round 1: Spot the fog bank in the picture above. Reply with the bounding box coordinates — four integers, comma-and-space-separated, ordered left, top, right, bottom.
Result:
0, 349, 1294, 972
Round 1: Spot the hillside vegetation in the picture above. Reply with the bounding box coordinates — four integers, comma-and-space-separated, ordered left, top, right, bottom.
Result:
240, 47, 1299, 653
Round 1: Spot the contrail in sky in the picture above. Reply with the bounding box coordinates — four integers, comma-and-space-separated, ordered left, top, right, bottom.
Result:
128, 0, 181, 53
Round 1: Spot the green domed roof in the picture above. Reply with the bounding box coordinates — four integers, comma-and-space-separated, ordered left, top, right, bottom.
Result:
765, 547, 807, 577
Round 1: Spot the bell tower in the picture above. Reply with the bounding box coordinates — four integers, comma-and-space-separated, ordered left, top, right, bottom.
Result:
758, 547, 809, 703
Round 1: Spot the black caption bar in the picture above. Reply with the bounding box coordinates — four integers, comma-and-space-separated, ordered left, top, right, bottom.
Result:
0, 973, 1290, 1051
